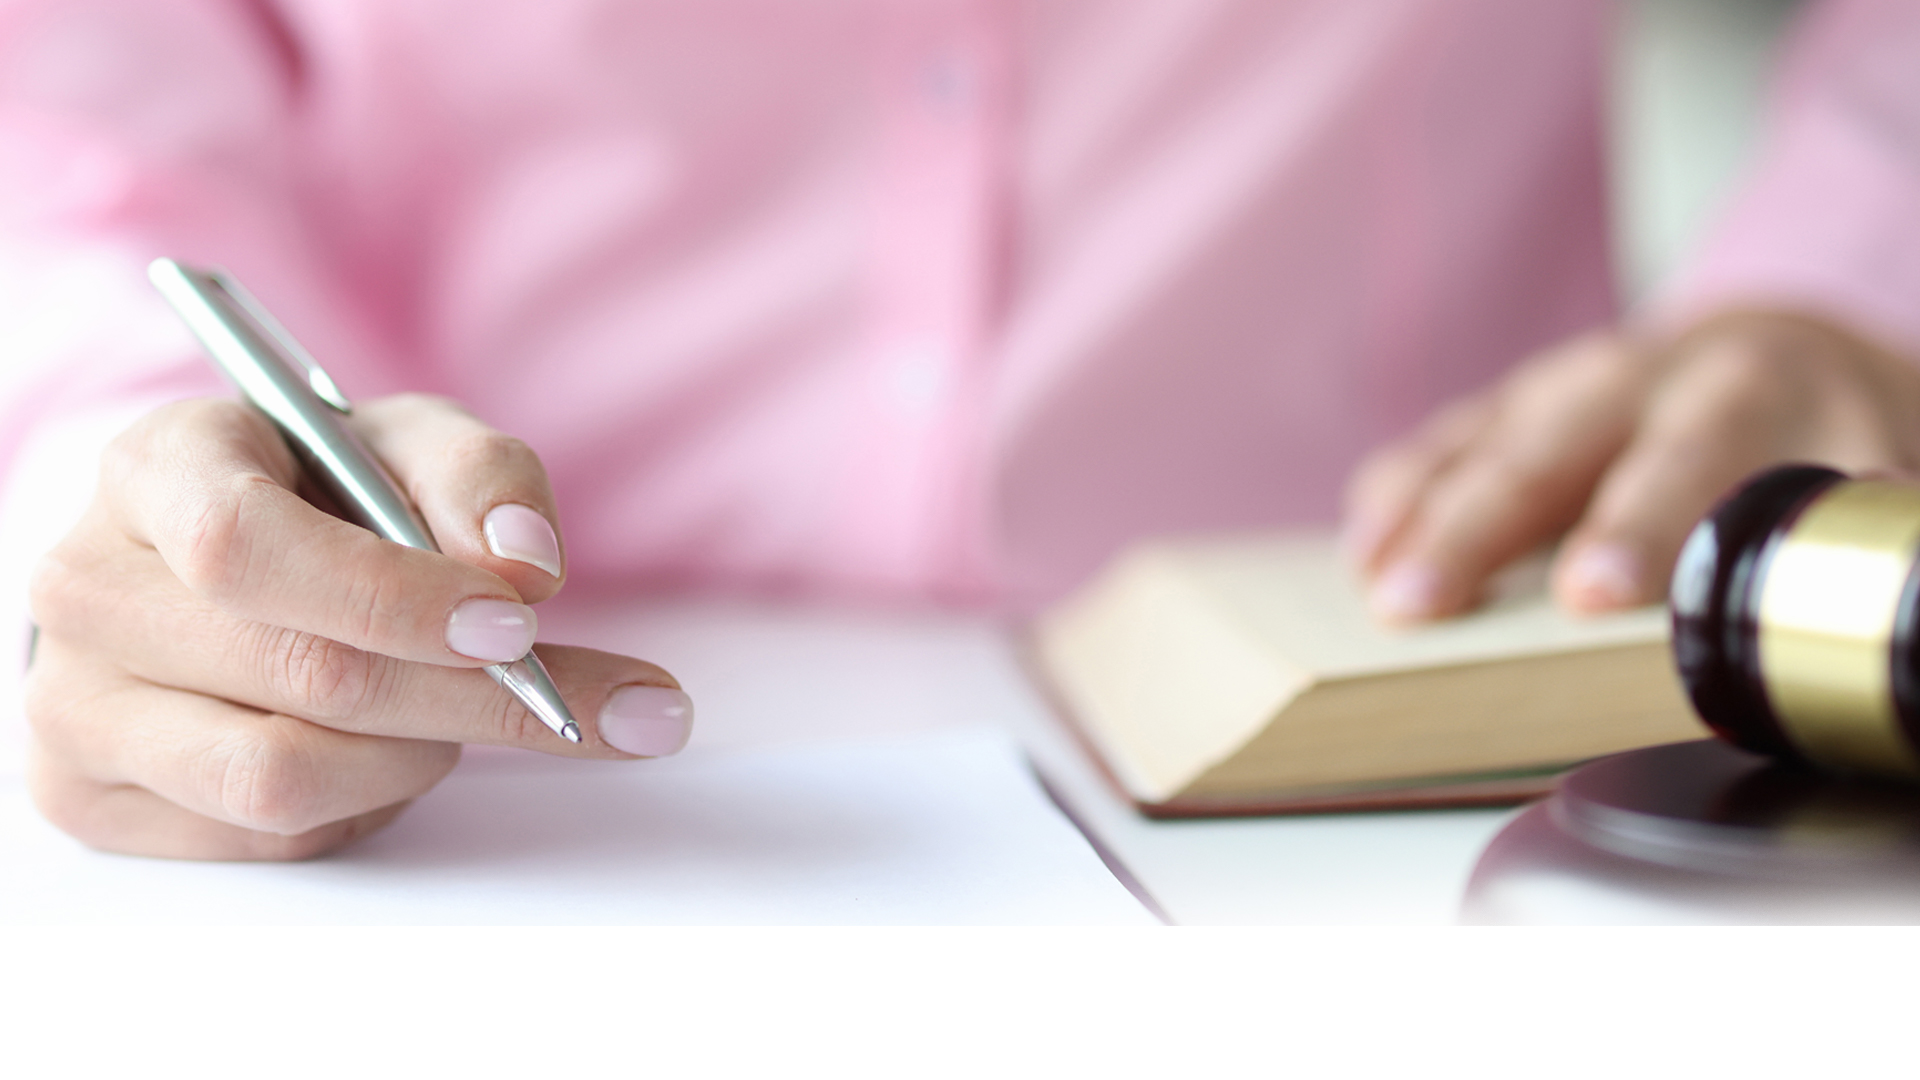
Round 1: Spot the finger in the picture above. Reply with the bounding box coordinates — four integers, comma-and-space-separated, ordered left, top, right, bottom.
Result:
1552, 439, 1752, 616
351, 394, 566, 602
1367, 337, 1645, 622
1549, 332, 1881, 613
28, 750, 409, 861
24, 638, 460, 836
31, 546, 690, 757
100, 398, 535, 667
1342, 392, 1493, 573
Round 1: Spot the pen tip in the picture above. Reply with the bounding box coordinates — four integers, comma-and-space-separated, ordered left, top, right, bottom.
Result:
561, 721, 582, 744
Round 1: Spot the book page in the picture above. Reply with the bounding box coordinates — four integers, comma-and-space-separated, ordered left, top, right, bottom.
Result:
1167, 532, 1669, 680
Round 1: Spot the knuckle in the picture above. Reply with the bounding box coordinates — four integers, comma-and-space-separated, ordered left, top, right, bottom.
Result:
172, 474, 276, 604
1452, 455, 1584, 530
1504, 351, 1639, 421
263, 627, 379, 725
97, 422, 151, 496
1682, 343, 1807, 407
1650, 425, 1734, 464
20, 663, 76, 744
286, 553, 420, 658
212, 730, 327, 835
341, 568, 414, 653
1473, 451, 1556, 500
441, 430, 541, 480
172, 488, 244, 598
24, 547, 84, 633
479, 680, 550, 747
1699, 345, 1778, 387
101, 400, 199, 483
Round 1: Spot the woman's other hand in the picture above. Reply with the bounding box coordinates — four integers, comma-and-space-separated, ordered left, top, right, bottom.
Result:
1343, 313, 1920, 623
24, 393, 693, 860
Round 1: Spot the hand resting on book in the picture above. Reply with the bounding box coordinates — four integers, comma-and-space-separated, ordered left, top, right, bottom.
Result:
1343, 312, 1920, 625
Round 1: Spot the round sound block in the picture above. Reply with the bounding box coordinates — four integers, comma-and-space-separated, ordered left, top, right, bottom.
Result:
1463, 740, 1920, 923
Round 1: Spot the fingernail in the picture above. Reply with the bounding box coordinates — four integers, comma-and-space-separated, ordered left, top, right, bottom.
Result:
1371, 563, 1445, 623
1562, 544, 1643, 608
599, 684, 695, 757
483, 503, 562, 578
445, 598, 538, 662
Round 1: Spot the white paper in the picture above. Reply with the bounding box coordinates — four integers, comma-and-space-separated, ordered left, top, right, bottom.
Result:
0, 727, 1154, 924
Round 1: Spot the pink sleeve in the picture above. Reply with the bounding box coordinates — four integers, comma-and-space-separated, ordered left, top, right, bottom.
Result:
1652, 0, 1920, 357
0, 0, 408, 486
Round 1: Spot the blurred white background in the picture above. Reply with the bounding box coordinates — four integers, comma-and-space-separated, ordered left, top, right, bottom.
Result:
0, 0, 1808, 417
1613, 0, 1803, 298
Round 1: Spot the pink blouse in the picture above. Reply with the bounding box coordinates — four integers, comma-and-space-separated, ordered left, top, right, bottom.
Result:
0, 0, 1912, 609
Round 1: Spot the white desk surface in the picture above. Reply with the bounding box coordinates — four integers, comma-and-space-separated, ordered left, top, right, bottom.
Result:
0, 593, 1516, 925
541, 597, 1516, 925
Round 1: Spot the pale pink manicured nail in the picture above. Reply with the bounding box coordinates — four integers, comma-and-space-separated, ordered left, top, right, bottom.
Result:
599, 685, 695, 757
445, 598, 538, 662
1371, 563, 1445, 622
483, 503, 562, 578
1562, 545, 1643, 607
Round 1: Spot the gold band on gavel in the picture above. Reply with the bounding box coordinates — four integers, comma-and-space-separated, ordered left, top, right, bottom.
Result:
1758, 480, 1920, 777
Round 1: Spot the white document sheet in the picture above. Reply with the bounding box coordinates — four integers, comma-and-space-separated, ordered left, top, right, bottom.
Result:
0, 728, 1154, 925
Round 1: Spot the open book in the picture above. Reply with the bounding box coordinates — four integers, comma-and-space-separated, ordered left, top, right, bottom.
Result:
1031, 533, 1707, 817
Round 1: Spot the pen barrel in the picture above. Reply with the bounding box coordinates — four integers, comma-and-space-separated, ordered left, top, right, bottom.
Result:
149, 261, 439, 552
278, 416, 438, 553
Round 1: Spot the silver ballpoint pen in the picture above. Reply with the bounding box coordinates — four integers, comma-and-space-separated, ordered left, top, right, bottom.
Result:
148, 257, 583, 744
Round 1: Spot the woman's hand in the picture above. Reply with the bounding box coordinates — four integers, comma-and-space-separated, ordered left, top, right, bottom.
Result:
24, 393, 693, 860
1344, 312, 1920, 623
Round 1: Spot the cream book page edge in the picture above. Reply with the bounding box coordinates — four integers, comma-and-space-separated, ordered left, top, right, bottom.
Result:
1184, 640, 1707, 798
1174, 531, 1670, 681
1034, 545, 1313, 804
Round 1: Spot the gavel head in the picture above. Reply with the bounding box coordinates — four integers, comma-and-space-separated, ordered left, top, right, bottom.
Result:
1672, 464, 1920, 780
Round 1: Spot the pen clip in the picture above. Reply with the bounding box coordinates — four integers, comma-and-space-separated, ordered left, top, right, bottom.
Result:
206, 270, 355, 415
